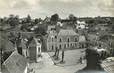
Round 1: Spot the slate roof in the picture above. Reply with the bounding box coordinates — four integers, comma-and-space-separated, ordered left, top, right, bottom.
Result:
2, 51, 27, 73
20, 32, 34, 39
87, 34, 99, 41
58, 29, 78, 36
101, 57, 114, 73
0, 36, 15, 52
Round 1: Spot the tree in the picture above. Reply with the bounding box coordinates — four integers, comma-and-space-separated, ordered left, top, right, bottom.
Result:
34, 24, 47, 35
34, 18, 39, 24
26, 14, 31, 23
8, 14, 19, 27
50, 13, 59, 24
68, 14, 77, 21
34, 18, 42, 24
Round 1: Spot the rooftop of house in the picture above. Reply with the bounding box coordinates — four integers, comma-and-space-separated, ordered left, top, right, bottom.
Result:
101, 57, 114, 73
47, 25, 56, 30
0, 36, 15, 52
2, 51, 27, 73
87, 34, 99, 41
21, 32, 35, 39
58, 29, 78, 36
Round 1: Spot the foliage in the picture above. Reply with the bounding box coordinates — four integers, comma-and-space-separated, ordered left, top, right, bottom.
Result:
8, 14, 19, 27
34, 24, 47, 35
68, 14, 77, 21
50, 14, 59, 24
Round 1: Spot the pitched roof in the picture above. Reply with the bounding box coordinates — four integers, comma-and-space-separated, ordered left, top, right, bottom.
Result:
87, 34, 99, 41
0, 36, 15, 52
2, 51, 27, 73
58, 29, 78, 36
101, 57, 114, 73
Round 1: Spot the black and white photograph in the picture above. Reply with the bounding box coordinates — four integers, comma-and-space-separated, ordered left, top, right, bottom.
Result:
0, 0, 114, 73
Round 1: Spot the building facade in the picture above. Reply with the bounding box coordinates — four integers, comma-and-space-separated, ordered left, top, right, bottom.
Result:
47, 29, 79, 51
2, 51, 28, 73
27, 37, 42, 62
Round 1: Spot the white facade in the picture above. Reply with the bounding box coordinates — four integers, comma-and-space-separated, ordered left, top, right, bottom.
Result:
34, 38, 42, 54
34, 38, 42, 62
76, 20, 88, 29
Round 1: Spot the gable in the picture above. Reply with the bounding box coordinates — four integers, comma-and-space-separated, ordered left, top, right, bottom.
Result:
3, 51, 27, 73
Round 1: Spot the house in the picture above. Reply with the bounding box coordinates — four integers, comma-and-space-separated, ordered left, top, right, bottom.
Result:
21, 38, 28, 58
78, 35, 86, 48
101, 57, 114, 73
27, 37, 42, 62
57, 29, 79, 49
76, 20, 87, 30
0, 37, 15, 52
47, 25, 56, 33
60, 19, 76, 29
2, 51, 28, 73
47, 27, 58, 51
47, 29, 79, 51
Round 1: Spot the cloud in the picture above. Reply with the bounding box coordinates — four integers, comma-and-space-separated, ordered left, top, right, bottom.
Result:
98, 0, 114, 15
0, 0, 113, 18
39, 0, 113, 17
11, 0, 29, 9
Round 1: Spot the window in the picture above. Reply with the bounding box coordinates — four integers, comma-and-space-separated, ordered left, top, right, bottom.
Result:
38, 47, 40, 52
59, 45, 61, 49
52, 38, 54, 42
75, 38, 77, 42
52, 45, 54, 50
64, 44, 66, 48
67, 44, 69, 48
55, 36, 57, 39
75, 43, 77, 47
68, 38, 70, 42
59, 38, 62, 42
70, 43, 72, 47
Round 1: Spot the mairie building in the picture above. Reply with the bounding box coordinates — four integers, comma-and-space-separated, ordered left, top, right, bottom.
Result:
47, 29, 80, 51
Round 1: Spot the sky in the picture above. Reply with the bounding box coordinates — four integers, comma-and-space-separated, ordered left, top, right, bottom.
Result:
0, 0, 114, 18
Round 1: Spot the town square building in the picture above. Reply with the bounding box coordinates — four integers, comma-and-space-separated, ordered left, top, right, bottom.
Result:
47, 29, 80, 51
